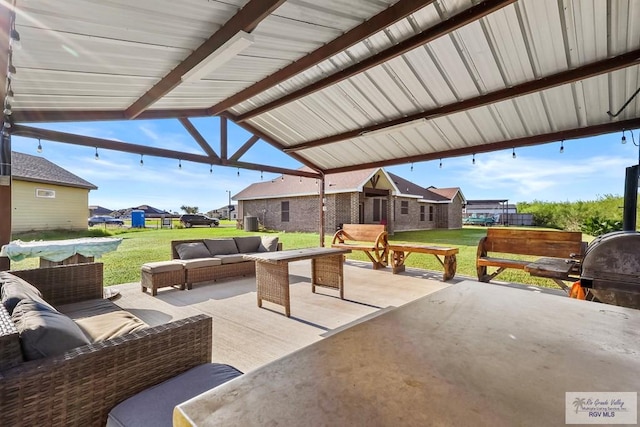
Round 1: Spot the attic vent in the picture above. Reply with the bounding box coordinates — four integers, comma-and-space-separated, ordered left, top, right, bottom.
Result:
35, 188, 55, 198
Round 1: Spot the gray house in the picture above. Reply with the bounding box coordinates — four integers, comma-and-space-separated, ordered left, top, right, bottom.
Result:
235, 167, 465, 235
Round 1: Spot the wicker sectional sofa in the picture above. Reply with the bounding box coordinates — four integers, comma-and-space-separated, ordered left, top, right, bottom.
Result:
171, 235, 280, 290
0, 262, 212, 426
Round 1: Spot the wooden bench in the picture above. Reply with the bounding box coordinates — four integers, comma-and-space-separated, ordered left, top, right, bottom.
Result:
388, 244, 459, 281
476, 228, 585, 283
331, 224, 389, 269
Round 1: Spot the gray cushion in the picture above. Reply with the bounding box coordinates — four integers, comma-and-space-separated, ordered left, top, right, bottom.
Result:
106, 363, 243, 427
12, 299, 91, 360
175, 242, 211, 260
204, 238, 239, 255
216, 254, 247, 264
258, 236, 279, 252
1, 272, 44, 315
233, 236, 261, 253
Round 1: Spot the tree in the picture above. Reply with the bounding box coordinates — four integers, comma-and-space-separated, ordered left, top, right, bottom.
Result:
180, 205, 199, 214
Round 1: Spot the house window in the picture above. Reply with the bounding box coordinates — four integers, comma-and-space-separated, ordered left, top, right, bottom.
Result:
281, 201, 289, 222
429, 206, 434, 221
420, 205, 425, 221
35, 188, 55, 198
401, 201, 408, 215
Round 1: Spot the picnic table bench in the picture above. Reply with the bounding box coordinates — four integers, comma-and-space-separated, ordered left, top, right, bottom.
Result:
388, 244, 458, 281
476, 228, 585, 284
331, 224, 389, 269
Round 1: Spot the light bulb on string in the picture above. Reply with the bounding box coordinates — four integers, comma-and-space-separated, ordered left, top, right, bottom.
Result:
94, 147, 99, 160
512, 148, 516, 159
410, 163, 414, 172
140, 154, 144, 166
472, 154, 475, 165
10, 29, 21, 50
260, 171, 263, 180
37, 139, 42, 153
560, 140, 564, 153
237, 168, 240, 177
622, 130, 627, 144
209, 164, 213, 174
178, 159, 182, 169
439, 159, 442, 169
6, 89, 14, 104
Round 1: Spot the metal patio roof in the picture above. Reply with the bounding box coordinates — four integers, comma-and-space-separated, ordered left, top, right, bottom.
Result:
3, 0, 640, 177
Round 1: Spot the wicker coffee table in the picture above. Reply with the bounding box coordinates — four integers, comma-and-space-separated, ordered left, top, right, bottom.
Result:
243, 247, 351, 317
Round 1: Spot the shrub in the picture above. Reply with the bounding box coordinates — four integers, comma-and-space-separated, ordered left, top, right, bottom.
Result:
580, 217, 623, 236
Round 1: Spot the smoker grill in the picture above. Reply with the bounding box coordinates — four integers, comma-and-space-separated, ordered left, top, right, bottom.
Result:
580, 231, 640, 310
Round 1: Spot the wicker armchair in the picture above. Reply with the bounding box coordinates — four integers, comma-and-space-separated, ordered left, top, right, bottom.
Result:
0, 263, 212, 427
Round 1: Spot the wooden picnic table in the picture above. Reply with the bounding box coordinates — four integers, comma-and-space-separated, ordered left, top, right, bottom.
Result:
387, 244, 458, 281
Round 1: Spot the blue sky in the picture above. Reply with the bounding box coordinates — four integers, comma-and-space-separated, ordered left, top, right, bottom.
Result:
10, 118, 639, 213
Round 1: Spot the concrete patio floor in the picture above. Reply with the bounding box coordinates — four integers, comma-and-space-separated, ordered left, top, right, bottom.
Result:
110, 260, 566, 373
109, 260, 458, 372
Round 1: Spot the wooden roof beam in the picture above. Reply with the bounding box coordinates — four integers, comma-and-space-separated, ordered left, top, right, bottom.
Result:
323, 118, 640, 174
208, 0, 433, 115
124, 0, 286, 119
285, 48, 640, 152
12, 108, 210, 123
10, 124, 321, 178
178, 118, 219, 160
234, 0, 516, 122
229, 135, 260, 162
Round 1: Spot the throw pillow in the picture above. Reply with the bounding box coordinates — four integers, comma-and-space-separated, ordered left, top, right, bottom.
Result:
204, 239, 239, 256
258, 236, 279, 252
12, 299, 91, 360
233, 236, 261, 253
175, 242, 211, 260
1, 272, 46, 315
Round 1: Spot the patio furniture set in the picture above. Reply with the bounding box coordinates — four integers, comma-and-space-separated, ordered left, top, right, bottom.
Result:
331, 224, 460, 281
141, 235, 280, 296
0, 262, 215, 426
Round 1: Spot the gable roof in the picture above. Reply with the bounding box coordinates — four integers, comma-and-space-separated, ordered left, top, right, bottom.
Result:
235, 167, 461, 203
11, 152, 97, 190
428, 187, 466, 204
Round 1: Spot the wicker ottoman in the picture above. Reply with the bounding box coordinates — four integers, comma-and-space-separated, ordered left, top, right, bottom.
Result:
141, 261, 185, 296
178, 258, 222, 290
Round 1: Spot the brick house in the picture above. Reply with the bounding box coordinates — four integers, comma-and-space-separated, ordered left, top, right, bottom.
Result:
234, 168, 464, 235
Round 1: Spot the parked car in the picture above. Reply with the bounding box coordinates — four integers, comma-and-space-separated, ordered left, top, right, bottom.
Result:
463, 215, 496, 226
180, 214, 219, 228
88, 215, 124, 226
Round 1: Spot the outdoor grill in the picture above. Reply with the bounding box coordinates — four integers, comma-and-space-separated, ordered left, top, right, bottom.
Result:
580, 231, 640, 310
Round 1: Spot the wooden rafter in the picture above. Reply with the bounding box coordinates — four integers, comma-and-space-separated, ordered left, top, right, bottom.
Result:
230, 135, 260, 162
178, 118, 219, 160
284, 48, 640, 152
323, 118, 640, 174
234, 0, 516, 122
10, 124, 321, 178
124, 0, 286, 119
207, 0, 433, 116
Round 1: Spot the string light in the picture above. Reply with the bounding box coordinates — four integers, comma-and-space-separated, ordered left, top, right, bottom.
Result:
472, 153, 475, 165
178, 159, 182, 169
260, 171, 263, 180
237, 168, 240, 177
560, 140, 564, 153
410, 163, 414, 172
6, 89, 14, 104
140, 154, 144, 166
10, 29, 21, 50
299, 177, 302, 183
512, 148, 516, 159
209, 164, 213, 174
94, 147, 99, 160
439, 159, 442, 169
622, 130, 627, 144
37, 139, 42, 153
281, 175, 284, 181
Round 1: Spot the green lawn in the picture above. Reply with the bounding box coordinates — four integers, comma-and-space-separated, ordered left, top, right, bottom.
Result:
8, 225, 589, 289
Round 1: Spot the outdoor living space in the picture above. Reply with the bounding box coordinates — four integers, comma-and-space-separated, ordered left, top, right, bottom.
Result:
110, 259, 454, 372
